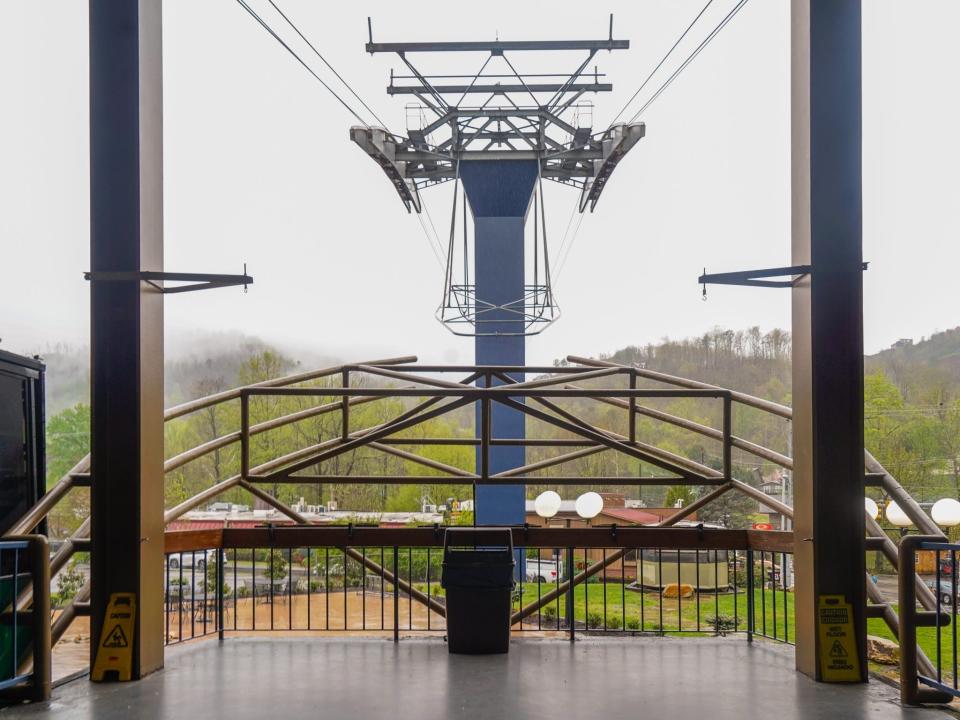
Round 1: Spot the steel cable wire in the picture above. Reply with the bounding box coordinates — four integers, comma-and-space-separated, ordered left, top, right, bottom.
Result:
265, 0, 392, 131
235, 0, 371, 127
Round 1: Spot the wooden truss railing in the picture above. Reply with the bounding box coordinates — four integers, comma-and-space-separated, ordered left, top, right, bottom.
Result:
1, 354, 942, 675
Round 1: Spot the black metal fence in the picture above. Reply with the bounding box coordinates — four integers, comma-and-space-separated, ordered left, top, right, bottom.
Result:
0, 536, 50, 702
899, 536, 960, 705
164, 539, 793, 646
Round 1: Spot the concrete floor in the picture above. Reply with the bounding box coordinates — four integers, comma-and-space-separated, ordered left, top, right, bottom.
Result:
1, 638, 954, 720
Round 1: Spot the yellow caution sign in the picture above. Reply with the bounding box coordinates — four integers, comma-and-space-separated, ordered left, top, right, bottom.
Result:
92, 593, 136, 682
817, 594, 861, 682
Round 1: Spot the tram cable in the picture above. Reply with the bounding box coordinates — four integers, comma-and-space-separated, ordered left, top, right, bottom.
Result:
235, 0, 373, 127
607, 0, 717, 128
264, 0, 392, 132
559, 0, 751, 280
628, 0, 750, 123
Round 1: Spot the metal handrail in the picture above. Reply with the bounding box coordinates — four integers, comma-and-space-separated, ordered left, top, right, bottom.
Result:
160, 526, 793, 644
898, 535, 956, 705
0, 536, 51, 703
1, 353, 939, 682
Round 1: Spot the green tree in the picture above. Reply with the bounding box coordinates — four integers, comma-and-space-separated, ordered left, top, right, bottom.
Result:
46, 403, 90, 486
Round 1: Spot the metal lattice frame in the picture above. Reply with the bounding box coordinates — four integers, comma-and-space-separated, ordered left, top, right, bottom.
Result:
352, 24, 644, 201
3, 355, 942, 675
352, 22, 646, 336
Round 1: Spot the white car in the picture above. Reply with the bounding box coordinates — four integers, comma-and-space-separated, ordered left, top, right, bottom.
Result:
525, 559, 563, 583
166, 549, 219, 572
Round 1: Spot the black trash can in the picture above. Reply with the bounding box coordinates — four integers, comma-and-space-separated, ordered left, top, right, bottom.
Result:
442, 527, 515, 654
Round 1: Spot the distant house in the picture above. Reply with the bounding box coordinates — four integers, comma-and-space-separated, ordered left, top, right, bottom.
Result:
523, 493, 701, 582
523, 492, 691, 529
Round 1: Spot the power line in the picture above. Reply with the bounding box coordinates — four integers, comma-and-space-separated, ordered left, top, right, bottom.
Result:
265, 0, 391, 131
552, 202, 579, 270
608, 0, 717, 128
414, 196, 448, 271
555, 210, 586, 281
235, 0, 370, 127
628, 0, 751, 123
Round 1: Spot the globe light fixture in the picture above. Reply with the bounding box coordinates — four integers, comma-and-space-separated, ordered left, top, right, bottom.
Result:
885, 501, 912, 528
534, 490, 562, 519
932, 498, 960, 528
575, 492, 603, 520
864, 497, 879, 520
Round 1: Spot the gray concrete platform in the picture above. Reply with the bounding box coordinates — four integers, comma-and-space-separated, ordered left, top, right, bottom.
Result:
1, 638, 954, 719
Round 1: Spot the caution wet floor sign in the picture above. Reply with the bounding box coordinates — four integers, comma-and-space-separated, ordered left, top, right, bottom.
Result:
817, 594, 861, 682
92, 593, 136, 682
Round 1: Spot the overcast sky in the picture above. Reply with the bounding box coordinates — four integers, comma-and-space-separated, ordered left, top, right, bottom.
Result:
2, 1, 958, 367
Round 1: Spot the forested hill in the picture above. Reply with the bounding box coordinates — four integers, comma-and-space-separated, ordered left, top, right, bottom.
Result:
570, 327, 792, 407
38, 332, 335, 414
866, 327, 960, 403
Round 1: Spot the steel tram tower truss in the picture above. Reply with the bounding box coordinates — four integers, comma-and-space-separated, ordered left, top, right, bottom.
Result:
351, 18, 645, 337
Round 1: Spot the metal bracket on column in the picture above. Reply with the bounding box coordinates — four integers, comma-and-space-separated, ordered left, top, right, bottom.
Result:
84, 266, 253, 294
698, 263, 868, 291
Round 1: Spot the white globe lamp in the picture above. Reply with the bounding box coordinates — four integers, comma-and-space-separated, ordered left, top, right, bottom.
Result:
864, 497, 879, 520
534, 491, 562, 519
932, 498, 960, 528
575, 492, 603, 520
886, 501, 912, 528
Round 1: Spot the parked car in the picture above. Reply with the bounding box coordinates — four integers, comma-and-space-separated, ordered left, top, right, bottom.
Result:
925, 577, 957, 606
525, 559, 563, 583
166, 549, 219, 572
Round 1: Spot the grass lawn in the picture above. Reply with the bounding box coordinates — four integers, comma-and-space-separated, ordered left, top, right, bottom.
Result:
503, 581, 794, 640
868, 607, 959, 683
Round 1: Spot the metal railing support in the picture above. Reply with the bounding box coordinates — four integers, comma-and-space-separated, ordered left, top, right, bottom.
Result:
217, 550, 225, 641
0, 536, 51, 703
746, 549, 755, 644
393, 546, 400, 643
567, 547, 575, 642
898, 535, 953, 705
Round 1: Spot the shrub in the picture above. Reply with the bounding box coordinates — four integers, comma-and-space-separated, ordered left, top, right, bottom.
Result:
542, 604, 558, 622
55, 563, 85, 607
707, 615, 739, 635
236, 586, 249, 599
586, 611, 603, 629
625, 617, 641, 631
607, 615, 623, 630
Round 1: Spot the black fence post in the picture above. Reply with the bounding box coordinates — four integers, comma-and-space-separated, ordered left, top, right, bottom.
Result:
393, 546, 400, 644
217, 549, 225, 641
746, 549, 755, 643
567, 547, 575, 643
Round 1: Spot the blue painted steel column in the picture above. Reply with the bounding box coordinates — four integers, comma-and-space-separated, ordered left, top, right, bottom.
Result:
460, 160, 538, 527
791, 0, 866, 681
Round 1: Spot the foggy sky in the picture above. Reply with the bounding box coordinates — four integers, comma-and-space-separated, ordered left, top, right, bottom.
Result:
2, 1, 958, 365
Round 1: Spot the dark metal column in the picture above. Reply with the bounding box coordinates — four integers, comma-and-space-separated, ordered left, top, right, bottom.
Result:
791, 0, 866, 681
89, 0, 165, 678
460, 160, 538, 527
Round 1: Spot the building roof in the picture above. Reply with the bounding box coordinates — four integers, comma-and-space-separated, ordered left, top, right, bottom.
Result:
597, 508, 661, 525
166, 508, 445, 530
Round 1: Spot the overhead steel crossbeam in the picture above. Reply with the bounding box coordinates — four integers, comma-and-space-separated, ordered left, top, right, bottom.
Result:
351, 16, 645, 210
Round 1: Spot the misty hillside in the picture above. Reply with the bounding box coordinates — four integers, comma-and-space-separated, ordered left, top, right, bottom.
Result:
38, 326, 960, 415
38, 332, 338, 414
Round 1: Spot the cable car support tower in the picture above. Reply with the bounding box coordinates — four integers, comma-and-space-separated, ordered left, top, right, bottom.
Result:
352, 18, 645, 526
